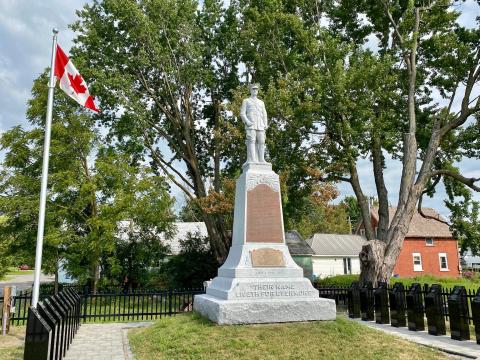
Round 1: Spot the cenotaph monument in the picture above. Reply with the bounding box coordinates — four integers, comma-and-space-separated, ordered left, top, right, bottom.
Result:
194, 84, 336, 324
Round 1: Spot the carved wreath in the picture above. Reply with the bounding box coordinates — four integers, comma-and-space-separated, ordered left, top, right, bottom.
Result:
246, 173, 280, 192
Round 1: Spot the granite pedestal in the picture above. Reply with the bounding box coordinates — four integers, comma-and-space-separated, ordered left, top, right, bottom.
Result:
194, 162, 336, 324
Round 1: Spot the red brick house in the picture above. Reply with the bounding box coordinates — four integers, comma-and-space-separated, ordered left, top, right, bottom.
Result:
357, 208, 461, 278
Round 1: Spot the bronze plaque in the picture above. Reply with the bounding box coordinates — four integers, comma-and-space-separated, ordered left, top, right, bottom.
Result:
251, 248, 285, 267
246, 184, 283, 243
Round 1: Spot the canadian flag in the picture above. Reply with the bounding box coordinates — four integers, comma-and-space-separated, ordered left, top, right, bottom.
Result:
54, 45, 99, 112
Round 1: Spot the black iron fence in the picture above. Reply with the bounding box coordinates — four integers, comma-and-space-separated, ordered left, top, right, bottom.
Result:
337, 282, 480, 344
5, 282, 480, 344
24, 288, 81, 360
316, 283, 480, 324
6, 287, 204, 325
314, 285, 349, 306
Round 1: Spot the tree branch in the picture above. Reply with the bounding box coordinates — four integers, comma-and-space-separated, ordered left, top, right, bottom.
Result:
319, 175, 351, 183
372, 133, 389, 241
417, 173, 448, 224
143, 131, 195, 200
431, 170, 480, 192
440, 50, 480, 135
418, 193, 449, 225
380, 0, 404, 45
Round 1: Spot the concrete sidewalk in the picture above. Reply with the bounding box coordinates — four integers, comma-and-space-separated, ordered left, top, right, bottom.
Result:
351, 318, 480, 359
64, 322, 152, 360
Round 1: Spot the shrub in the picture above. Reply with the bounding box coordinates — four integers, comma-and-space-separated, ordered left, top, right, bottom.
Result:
155, 233, 218, 289
315, 274, 359, 287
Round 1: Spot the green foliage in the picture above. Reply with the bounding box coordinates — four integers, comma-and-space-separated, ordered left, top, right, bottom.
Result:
288, 201, 350, 239
0, 71, 175, 289
315, 274, 360, 287
157, 233, 218, 288
71, 0, 245, 261
340, 196, 362, 232
391, 275, 480, 292
444, 172, 480, 255
316, 274, 480, 292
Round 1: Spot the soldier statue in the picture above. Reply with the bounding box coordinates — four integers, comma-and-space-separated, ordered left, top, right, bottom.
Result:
240, 83, 268, 163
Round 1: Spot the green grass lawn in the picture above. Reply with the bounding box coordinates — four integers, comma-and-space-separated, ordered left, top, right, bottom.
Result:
393, 275, 479, 292
316, 274, 480, 292
5, 268, 34, 276
0, 325, 25, 360
128, 313, 450, 360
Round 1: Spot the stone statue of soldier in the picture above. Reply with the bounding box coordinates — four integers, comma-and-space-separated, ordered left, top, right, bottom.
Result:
240, 83, 268, 163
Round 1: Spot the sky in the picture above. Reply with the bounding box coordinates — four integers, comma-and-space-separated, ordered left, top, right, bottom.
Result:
0, 0, 478, 219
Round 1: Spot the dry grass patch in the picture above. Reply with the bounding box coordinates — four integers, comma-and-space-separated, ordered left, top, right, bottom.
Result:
129, 313, 450, 360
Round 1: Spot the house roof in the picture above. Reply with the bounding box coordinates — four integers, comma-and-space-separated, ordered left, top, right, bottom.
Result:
369, 207, 452, 238
160, 222, 208, 255
285, 230, 315, 255
306, 234, 367, 256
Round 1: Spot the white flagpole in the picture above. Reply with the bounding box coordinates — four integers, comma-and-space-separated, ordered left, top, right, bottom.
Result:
32, 28, 59, 308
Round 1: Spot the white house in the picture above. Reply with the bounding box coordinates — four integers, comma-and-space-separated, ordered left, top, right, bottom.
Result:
159, 222, 209, 255
462, 249, 480, 270
306, 234, 367, 279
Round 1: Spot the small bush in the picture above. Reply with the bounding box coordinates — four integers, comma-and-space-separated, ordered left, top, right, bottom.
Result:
315, 274, 359, 287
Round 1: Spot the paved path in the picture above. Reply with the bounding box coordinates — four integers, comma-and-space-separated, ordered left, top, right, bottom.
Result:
64, 322, 153, 360
351, 318, 480, 359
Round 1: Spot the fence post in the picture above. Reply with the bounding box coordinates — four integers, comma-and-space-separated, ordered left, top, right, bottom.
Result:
168, 289, 173, 316
406, 283, 425, 331
425, 284, 446, 336
348, 282, 361, 318
448, 286, 470, 341
470, 288, 480, 344
23, 307, 52, 360
374, 282, 389, 324
360, 282, 374, 321
82, 286, 88, 323
2, 286, 12, 335
389, 283, 406, 327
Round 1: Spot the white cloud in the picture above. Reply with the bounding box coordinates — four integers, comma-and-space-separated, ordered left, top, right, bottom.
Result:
0, 1, 88, 131
0, 0, 477, 220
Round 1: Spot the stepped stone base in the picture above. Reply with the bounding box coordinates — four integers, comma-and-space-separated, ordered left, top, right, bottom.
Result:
194, 162, 336, 325
194, 294, 336, 325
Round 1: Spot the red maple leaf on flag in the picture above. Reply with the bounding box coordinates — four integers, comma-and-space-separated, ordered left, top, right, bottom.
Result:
67, 73, 87, 94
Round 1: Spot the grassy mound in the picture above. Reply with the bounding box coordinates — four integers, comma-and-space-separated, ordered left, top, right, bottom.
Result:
128, 313, 449, 360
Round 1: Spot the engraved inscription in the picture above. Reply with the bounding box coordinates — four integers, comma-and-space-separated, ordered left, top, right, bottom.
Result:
246, 184, 283, 243
233, 283, 317, 299
251, 248, 285, 267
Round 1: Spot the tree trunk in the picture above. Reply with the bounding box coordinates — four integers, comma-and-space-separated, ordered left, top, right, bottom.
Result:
91, 262, 99, 295
361, 192, 419, 284
359, 240, 386, 286
54, 266, 59, 295
203, 213, 231, 264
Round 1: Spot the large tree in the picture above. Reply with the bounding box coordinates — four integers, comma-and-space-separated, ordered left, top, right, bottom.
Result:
0, 72, 175, 292
72, 0, 242, 263
234, 0, 479, 283
314, 0, 480, 283
70, 0, 479, 282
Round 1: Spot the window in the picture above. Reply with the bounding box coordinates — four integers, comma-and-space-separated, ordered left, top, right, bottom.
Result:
343, 258, 352, 275
425, 237, 434, 246
439, 253, 449, 271
412, 253, 423, 272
